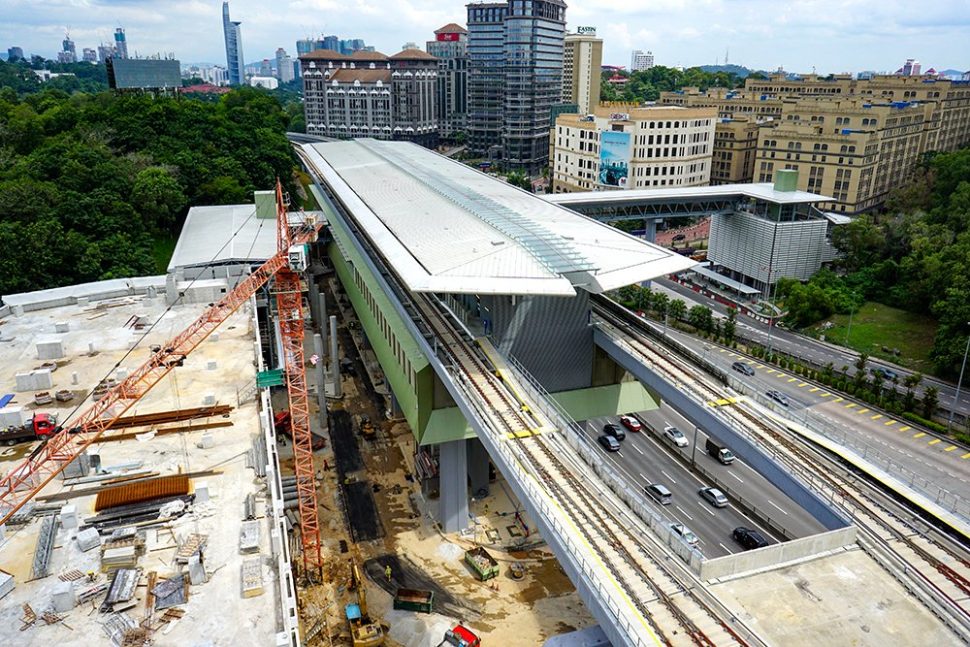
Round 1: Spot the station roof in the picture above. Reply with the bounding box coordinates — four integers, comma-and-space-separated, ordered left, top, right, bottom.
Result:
691, 265, 761, 295
301, 140, 695, 296
546, 183, 832, 207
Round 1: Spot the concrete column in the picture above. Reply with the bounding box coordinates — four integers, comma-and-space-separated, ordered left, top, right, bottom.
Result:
318, 294, 328, 358
466, 437, 490, 499
439, 439, 469, 533
308, 281, 320, 330
313, 333, 326, 411
641, 218, 659, 289
329, 315, 341, 398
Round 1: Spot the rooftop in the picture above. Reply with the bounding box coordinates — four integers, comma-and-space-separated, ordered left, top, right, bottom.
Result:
434, 23, 468, 34
168, 204, 277, 271
302, 139, 695, 296
389, 48, 437, 61
545, 183, 833, 207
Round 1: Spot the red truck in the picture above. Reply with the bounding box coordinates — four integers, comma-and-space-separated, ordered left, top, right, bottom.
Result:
0, 413, 58, 446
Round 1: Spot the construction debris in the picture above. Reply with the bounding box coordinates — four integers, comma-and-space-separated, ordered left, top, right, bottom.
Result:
239, 520, 260, 553
52, 580, 77, 612
29, 515, 59, 580
20, 603, 36, 631
95, 475, 190, 511
34, 391, 53, 405
101, 568, 142, 612
153, 573, 188, 610
77, 527, 102, 552
249, 434, 267, 477
175, 533, 207, 564
55, 389, 75, 402
101, 546, 138, 573
0, 568, 14, 600
241, 557, 264, 598
59, 569, 86, 582
103, 612, 138, 646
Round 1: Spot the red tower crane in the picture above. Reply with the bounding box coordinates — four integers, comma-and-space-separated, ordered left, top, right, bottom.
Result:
0, 181, 325, 578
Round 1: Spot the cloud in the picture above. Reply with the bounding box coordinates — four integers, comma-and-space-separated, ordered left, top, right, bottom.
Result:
1, 0, 967, 72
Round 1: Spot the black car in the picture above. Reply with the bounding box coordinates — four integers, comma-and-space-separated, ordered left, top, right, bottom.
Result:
870, 366, 899, 381
598, 435, 621, 452
602, 422, 626, 441
732, 361, 755, 376
766, 390, 790, 406
732, 526, 769, 550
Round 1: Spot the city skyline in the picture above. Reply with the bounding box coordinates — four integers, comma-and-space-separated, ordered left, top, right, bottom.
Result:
1, 0, 967, 74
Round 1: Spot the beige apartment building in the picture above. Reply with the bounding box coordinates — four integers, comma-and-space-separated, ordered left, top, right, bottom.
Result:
551, 106, 716, 193
711, 117, 760, 184
562, 32, 603, 114
658, 73, 970, 213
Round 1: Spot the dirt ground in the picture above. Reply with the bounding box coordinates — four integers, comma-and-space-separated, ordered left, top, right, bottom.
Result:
298, 280, 595, 646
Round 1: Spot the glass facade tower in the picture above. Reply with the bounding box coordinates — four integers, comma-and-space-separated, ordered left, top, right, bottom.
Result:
222, 1, 245, 86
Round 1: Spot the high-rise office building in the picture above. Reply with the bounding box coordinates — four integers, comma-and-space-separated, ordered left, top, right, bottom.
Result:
58, 34, 77, 64
322, 36, 339, 52
467, 0, 567, 172
82, 48, 97, 63
631, 49, 654, 72
260, 59, 273, 76
98, 44, 115, 63
300, 48, 438, 147
114, 28, 129, 59
7, 47, 24, 62
222, 1, 245, 85
276, 48, 294, 83
562, 31, 602, 115
897, 58, 921, 76
427, 23, 469, 139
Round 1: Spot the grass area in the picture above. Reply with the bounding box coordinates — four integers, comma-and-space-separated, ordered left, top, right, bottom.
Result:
811, 301, 937, 373
151, 234, 178, 274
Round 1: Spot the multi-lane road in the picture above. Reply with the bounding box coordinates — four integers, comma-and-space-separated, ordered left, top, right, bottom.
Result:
580, 406, 826, 558
655, 277, 970, 421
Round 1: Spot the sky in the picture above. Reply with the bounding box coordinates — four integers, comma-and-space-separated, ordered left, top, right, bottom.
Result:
2, 0, 968, 73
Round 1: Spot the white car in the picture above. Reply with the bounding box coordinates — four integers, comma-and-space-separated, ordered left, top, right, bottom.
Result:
664, 425, 689, 448
670, 523, 699, 546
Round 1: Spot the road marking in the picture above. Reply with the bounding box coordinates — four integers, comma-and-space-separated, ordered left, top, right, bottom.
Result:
661, 470, 677, 484
809, 387, 819, 393
729, 471, 744, 483
633, 444, 644, 455
768, 500, 789, 515
846, 403, 857, 409
755, 364, 764, 369
913, 432, 926, 439
718, 542, 735, 555
944, 445, 958, 452
675, 505, 693, 521
857, 408, 870, 414
639, 472, 651, 482
928, 438, 941, 446
884, 420, 897, 426
766, 369, 777, 374
797, 382, 808, 387
616, 451, 624, 458
718, 348, 727, 353
788, 378, 798, 383
962, 453, 970, 459
833, 397, 843, 403
820, 392, 831, 397
777, 373, 787, 379
703, 507, 716, 516
899, 426, 911, 432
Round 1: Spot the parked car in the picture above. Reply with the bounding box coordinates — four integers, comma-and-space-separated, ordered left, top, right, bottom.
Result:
732, 526, 769, 550
670, 523, 699, 546
732, 361, 755, 376
698, 486, 729, 508
602, 422, 626, 441
765, 390, 790, 407
619, 415, 642, 432
598, 435, 621, 452
663, 425, 689, 448
645, 483, 672, 505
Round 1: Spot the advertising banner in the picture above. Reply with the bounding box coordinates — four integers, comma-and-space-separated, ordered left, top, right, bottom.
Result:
599, 131, 632, 187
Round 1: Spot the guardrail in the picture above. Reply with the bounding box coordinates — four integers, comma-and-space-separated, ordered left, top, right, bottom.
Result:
699, 526, 857, 580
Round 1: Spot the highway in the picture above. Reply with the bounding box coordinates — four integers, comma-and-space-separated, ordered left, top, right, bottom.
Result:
665, 326, 970, 518
654, 277, 970, 421
580, 407, 827, 558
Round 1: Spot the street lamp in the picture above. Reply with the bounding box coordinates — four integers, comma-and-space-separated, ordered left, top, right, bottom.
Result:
946, 322, 970, 431
690, 426, 700, 466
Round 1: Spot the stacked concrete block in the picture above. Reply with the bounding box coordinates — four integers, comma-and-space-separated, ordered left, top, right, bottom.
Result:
60, 504, 78, 529
0, 406, 26, 428
0, 569, 13, 600
54, 322, 70, 333
76, 527, 101, 552
52, 580, 76, 611
14, 369, 53, 392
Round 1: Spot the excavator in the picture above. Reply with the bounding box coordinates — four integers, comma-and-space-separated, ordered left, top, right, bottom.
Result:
346, 558, 384, 647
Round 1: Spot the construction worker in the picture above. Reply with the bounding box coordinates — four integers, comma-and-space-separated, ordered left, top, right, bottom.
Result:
384, 564, 392, 583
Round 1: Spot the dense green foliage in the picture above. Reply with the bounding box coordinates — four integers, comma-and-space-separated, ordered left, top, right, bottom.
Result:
601, 65, 744, 103
779, 148, 970, 377
0, 59, 108, 96
0, 85, 298, 295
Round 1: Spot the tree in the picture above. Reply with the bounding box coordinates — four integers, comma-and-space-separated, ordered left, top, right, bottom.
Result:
723, 307, 737, 343
651, 291, 669, 317
854, 354, 869, 389
506, 170, 532, 191
688, 304, 714, 333
922, 385, 939, 419
131, 167, 187, 233
668, 299, 687, 322
903, 372, 922, 412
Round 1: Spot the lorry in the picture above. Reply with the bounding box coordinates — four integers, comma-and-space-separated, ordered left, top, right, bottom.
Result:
465, 547, 499, 581
440, 625, 481, 647
0, 413, 58, 446
393, 587, 434, 613
706, 438, 735, 465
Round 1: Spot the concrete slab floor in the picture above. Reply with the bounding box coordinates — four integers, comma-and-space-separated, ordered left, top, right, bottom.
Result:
0, 298, 280, 646
710, 549, 961, 646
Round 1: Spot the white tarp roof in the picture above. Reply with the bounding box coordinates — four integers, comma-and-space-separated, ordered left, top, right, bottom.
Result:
302, 140, 695, 296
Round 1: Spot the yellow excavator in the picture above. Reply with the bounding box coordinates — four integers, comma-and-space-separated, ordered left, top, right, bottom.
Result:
346, 559, 384, 647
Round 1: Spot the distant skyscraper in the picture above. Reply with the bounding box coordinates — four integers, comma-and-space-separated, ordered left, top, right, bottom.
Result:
113, 28, 128, 59
898, 58, 922, 76
59, 34, 77, 63
467, 0, 566, 171
631, 50, 654, 72
7, 47, 24, 62
276, 48, 294, 83
260, 58, 273, 76
82, 48, 97, 63
322, 35, 339, 52
98, 44, 115, 63
296, 37, 324, 56
562, 31, 603, 114
222, 1, 245, 85
427, 23, 468, 139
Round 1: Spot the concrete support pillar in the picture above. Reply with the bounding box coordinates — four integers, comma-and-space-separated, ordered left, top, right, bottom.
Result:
274, 318, 285, 371
313, 333, 326, 411
466, 437, 490, 499
643, 218, 657, 243
308, 281, 320, 330
318, 294, 328, 358
439, 439, 469, 533
329, 315, 341, 398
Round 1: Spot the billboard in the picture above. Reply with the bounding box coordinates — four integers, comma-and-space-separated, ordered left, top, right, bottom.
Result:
577, 26, 597, 36
599, 131, 632, 188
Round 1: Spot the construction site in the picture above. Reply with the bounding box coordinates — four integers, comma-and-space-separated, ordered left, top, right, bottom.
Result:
0, 184, 596, 647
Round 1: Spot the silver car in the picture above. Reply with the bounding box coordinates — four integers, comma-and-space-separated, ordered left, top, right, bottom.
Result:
664, 425, 689, 448
698, 486, 729, 508
670, 522, 699, 546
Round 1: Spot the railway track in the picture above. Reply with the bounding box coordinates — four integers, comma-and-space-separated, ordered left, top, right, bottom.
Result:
417, 295, 748, 647
593, 298, 970, 635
